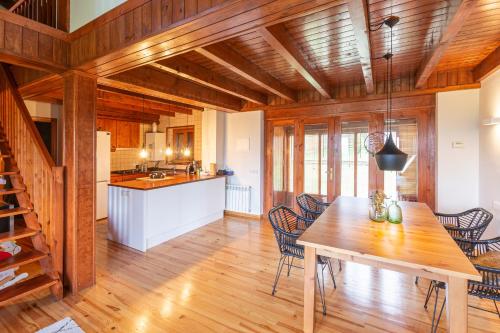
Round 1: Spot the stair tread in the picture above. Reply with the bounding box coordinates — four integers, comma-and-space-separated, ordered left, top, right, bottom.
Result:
0, 274, 58, 306
0, 227, 38, 243
0, 249, 46, 272
0, 188, 25, 195
0, 207, 31, 218
0, 171, 18, 176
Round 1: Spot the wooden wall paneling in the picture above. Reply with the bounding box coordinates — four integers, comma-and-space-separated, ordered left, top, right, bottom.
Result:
333, 116, 341, 200
116, 120, 132, 148
473, 46, 500, 82
264, 119, 273, 214
129, 122, 140, 148
415, 0, 478, 88
0, 11, 69, 72
63, 71, 97, 293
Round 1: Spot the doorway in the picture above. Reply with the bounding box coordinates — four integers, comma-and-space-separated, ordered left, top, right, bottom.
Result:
33, 117, 58, 162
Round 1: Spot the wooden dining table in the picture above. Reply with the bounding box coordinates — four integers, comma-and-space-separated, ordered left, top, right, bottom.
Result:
297, 196, 482, 333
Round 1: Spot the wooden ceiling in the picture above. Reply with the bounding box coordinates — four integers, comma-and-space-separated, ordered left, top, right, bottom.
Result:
6, 0, 500, 113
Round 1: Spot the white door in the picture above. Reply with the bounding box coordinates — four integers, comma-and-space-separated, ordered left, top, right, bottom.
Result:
96, 181, 109, 220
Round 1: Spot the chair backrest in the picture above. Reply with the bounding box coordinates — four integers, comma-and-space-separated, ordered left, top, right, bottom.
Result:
268, 205, 304, 258
268, 205, 300, 233
296, 193, 323, 219
459, 208, 493, 230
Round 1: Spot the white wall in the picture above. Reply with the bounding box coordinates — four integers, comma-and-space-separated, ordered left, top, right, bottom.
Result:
478, 69, 500, 238
70, 0, 126, 32
201, 109, 225, 171
224, 111, 264, 215
436, 90, 480, 213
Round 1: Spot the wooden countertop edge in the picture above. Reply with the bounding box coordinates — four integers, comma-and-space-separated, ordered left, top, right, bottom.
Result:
108, 175, 225, 190
297, 240, 482, 282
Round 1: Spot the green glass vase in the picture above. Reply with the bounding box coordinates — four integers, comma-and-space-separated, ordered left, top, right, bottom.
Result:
387, 200, 403, 224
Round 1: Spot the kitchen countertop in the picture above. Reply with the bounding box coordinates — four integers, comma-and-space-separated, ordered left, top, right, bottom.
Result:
108, 174, 225, 190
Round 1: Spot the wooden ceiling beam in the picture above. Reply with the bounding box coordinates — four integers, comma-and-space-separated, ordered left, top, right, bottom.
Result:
151, 57, 268, 105
97, 89, 192, 115
96, 100, 176, 117
346, 0, 374, 94
97, 108, 160, 124
196, 43, 297, 102
473, 46, 500, 82
415, 0, 478, 88
260, 25, 331, 99
102, 66, 243, 112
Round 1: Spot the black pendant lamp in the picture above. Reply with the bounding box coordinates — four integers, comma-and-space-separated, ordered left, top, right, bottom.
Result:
375, 16, 408, 171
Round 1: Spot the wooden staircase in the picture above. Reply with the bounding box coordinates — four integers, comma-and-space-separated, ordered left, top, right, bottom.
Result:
0, 64, 64, 306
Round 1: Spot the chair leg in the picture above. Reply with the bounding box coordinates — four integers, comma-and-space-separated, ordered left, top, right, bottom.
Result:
272, 255, 286, 296
317, 266, 327, 316
494, 300, 500, 318
415, 276, 419, 285
287, 257, 294, 277
326, 259, 337, 289
338, 259, 342, 272
433, 296, 446, 333
424, 281, 435, 309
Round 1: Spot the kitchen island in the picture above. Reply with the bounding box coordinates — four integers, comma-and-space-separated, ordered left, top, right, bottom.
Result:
108, 174, 225, 252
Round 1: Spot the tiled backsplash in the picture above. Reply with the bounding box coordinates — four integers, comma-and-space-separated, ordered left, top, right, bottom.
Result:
111, 148, 143, 171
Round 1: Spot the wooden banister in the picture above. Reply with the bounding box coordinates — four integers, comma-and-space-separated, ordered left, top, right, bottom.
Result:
9, 0, 67, 31
0, 63, 64, 277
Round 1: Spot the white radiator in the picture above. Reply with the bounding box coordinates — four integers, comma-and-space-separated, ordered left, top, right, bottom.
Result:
225, 184, 251, 213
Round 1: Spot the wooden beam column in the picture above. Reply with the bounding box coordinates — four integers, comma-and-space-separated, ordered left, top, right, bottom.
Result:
63, 71, 97, 293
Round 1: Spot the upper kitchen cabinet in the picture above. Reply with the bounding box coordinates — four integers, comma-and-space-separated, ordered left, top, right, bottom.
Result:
97, 119, 140, 149
116, 120, 140, 149
97, 118, 118, 150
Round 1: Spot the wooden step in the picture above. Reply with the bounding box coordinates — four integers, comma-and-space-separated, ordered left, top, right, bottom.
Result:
0, 207, 31, 218
0, 188, 24, 195
0, 274, 58, 306
0, 227, 38, 243
0, 155, 11, 159
0, 171, 19, 176
0, 250, 47, 272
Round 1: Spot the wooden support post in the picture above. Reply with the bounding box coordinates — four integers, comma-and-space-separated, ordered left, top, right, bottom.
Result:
304, 246, 317, 333
63, 71, 97, 293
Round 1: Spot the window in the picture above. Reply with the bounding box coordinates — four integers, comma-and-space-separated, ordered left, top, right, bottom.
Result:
172, 126, 194, 162
304, 124, 328, 199
384, 119, 418, 201
341, 121, 369, 197
273, 125, 294, 207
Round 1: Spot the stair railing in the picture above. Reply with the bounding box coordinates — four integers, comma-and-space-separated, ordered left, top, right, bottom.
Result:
9, 0, 61, 30
0, 64, 63, 277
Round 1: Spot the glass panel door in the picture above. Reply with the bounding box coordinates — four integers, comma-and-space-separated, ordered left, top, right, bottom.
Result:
272, 125, 295, 207
340, 121, 369, 197
304, 124, 328, 201
384, 118, 418, 201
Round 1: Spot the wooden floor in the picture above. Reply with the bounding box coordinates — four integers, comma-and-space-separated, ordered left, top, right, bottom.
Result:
0, 216, 499, 333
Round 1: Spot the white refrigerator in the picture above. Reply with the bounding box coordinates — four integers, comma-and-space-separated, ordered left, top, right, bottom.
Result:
96, 131, 111, 220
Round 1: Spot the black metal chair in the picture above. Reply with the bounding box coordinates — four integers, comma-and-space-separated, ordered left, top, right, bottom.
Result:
424, 237, 500, 332
415, 208, 493, 285
296, 193, 342, 272
296, 193, 330, 220
268, 205, 337, 315
436, 208, 493, 241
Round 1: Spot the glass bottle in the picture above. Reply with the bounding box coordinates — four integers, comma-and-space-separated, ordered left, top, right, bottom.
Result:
387, 200, 403, 224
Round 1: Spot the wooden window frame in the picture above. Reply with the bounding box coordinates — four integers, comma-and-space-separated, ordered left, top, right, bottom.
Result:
169, 125, 195, 164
